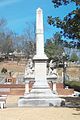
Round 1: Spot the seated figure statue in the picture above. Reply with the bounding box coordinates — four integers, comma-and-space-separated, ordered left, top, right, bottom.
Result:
25, 59, 34, 76
48, 60, 58, 76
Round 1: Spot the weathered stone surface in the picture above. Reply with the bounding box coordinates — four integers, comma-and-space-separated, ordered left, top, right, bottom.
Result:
18, 8, 65, 107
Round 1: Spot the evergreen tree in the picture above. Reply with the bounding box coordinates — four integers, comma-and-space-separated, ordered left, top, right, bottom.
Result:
70, 52, 79, 62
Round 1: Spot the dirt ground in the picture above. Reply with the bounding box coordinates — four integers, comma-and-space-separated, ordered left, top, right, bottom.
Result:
0, 95, 80, 120
0, 61, 25, 73
58, 67, 80, 77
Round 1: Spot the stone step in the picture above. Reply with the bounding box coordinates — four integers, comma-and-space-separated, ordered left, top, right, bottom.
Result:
18, 97, 64, 107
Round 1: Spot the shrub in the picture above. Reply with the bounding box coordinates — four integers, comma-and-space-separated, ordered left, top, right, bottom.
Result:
65, 81, 80, 92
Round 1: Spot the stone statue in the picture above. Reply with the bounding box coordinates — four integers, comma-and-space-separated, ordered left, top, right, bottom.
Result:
25, 59, 34, 76
48, 60, 58, 76
49, 60, 54, 68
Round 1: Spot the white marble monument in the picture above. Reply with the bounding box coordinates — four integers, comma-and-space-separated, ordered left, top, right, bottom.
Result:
18, 8, 65, 107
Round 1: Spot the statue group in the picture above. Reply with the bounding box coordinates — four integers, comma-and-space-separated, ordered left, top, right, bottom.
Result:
25, 59, 58, 77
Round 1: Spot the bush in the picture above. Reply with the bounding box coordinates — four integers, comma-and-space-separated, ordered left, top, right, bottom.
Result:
1, 67, 7, 73
65, 81, 80, 92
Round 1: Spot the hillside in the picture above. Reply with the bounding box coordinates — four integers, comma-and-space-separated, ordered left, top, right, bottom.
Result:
0, 61, 80, 82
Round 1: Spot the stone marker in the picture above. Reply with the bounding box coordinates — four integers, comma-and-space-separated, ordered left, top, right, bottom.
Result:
18, 8, 65, 107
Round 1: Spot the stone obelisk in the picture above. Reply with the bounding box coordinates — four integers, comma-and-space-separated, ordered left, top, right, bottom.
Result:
18, 8, 64, 107
33, 8, 48, 88
34, 8, 47, 58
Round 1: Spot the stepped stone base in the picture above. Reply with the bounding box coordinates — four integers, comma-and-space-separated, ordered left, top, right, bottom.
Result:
18, 85, 65, 107
18, 98, 63, 107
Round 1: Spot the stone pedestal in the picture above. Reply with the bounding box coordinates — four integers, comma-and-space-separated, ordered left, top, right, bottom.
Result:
18, 58, 64, 107
53, 83, 56, 91
33, 59, 48, 88
24, 81, 29, 95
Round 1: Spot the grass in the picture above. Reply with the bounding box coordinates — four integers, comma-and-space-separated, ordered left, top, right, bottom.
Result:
65, 81, 80, 92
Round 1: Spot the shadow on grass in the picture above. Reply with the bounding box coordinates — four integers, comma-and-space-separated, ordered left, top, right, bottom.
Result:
72, 113, 80, 115
61, 97, 80, 108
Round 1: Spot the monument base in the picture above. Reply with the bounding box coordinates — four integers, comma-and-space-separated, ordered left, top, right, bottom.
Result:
18, 98, 63, 107
18, 85, 65, 107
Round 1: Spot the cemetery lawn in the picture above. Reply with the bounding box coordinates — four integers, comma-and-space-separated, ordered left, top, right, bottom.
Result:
0, 95, 80, 120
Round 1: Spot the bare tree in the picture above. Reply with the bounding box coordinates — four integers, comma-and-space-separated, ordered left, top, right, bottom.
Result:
23, 22, 36, 58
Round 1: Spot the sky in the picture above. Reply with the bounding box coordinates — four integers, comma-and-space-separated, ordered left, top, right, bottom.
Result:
0, 0, 76, 40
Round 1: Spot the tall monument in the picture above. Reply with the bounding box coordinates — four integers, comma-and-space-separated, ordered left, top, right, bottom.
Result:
33, 8, 48, 88
18, 8, 65, 106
